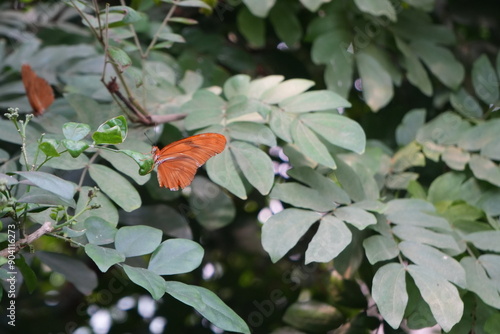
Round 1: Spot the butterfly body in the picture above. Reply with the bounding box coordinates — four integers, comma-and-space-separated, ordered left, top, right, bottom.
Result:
153, 133, 226, 191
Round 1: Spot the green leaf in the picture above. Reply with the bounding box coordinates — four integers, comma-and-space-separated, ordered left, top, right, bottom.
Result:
461, 257, 500, 308
92, 118, 127, 146
417, 112, 471, 146
300, 112, 366, 154
479, 254, 500, 290
223, 75, 251, 99
115, 225, 163, 257
270, 183, 338, 212
334, 206, 376, 230
465, 231, 500, 252
237, 7, 265, 48
105, 5, 142, 23
395, 108, 426, 146
356, 53, 393, 112
472, 54, 499, 105
247, 75, 284, 99
76, 186, 119, 227
61, 139, 89, 158
362, 235, 399, 264
428, 172, 466, 203
411, 41, 465, 89
37, 251, 98, 295
164, 281, 250, 333
450, 88, 483, 119
353, 0, 396, 21
14, 171, 76, 201
165, 0, 211, 9
88, 164, 141, 212
148, 239, 204, 275
230, 141, 274, 195
122, 265, 165, 300
300, 0, 329, 11
395, 38, 432, 97
305, 215, 351, 264
17, 188, 76, 208
84, 216, 117, 245
458, 119, 500, 151
291, 120, 336, 168
16, 255, 37, 293
108, 46, 132, 68
279, 90, 351, 113
269, 2, 302, 47
469, 154, 500, 187
332, 158, 367, 202
392, 225, 460, 251
84, 244, 125, 272
100, 149, 151, 185
407, 265, 463, 332
227, 122, 276, 147
39, 139, 60, 157
62, 122, 91, 141
242, 0, 275, 17
262, 79, 315, 104
399, 241, 466, 288
485, 313, 500, 334
372, 263, 407, 329
442, 146, 470, 171
44, 151, 90, 170
262, 209, 321, 263
189, 176, 236, 230
384, 199, 451, 230
117, 149, 154, 177
269, 107, 295, 142
183, 90, 226, 130
311, 29, 351, 65
206, 149, 247, 199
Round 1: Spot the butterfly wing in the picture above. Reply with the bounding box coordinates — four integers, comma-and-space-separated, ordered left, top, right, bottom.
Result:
21, 64, 55, 116
154, 133, 226, 190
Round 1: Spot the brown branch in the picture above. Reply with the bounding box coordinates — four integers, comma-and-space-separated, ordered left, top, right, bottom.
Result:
0, 221, 54, 257
149, 113, 187, 124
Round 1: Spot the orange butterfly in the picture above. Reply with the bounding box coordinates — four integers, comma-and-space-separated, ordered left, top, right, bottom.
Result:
21, 64, 55, 116
152, 133, 227, 191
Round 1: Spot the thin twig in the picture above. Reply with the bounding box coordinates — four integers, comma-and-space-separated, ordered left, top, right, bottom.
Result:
0, 222, 53, 257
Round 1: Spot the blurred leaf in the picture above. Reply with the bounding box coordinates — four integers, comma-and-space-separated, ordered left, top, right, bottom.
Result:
122, 265, 165, 300
227, 122, 276, 147
84, 216, 117, 245
372, 263, 407, 329
183, 90, 226, 130
106, 6, 142, 23
230, 141, 274, 195
37, 251, 98, 295
270, 182, 337, 211
417, 112, 470, 146
471, 55, 499, 105
44, 151, 90, 170
39, 139, 60, 157
17, 188, 76, 208
84, 244, 125, 272
469, 155, 500, 187
163, 0, 211, 9
461, 257, 500, 308
206, 149, 247, 199
279, 90, 351, 113
393, 225, 460, 251
189, 176, 236, 230
395, 38, 432, 96
61, 139, 89, 158
305, 215, 351, 263
16, 255, 37, 293
291, 120, 336, 168
391, 142, 425, 172
356, 53, 393, 112
428, 172, 466, 203
324, 46, 354, 99
242, 0, 275, 17
282, 300, 345, 332
442, 146, 470, 171
88, 164, 141, 212
14, 171, 76, 201
237, 7, 265, 48
63, 122, 91, 141
458, 119, 500, 151
115, 225, 163, 257
450, 88, 483, 119
353, 0, 396, 21
247, 75, 284, 99
93, 116, 128, 144
334, 206, 376, 230
148, 239, 204, 275
269, 2, 302, 47
407, 265, 463, 332
300, 0, 329, 11
100, 149, 150, 185
262, 79, 315, 104
269, 107, 295, 142
362, 235, 399, 264
165, 281, 250, 333
223, 75, 251, 99
384, 199, 451, 230
262, 208, 321, 263
108, 46, 132, 68
395, 109, 426, 146
465, 231, 500, 252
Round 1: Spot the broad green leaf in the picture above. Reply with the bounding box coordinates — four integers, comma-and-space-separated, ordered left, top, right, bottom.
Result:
395, 108, 426, 146
62, 122, 91, 141
411, 41, 464, 89
291, 120, 336, 168
334, 206, 376, 230
362, 235, 399, 264
84, 244, 125, 272
37, 251, 98, 295
76, 186, 119, 227
282, 300, 345, 331
407, 265, 463, 332
117, 149, 154, 176
237, 7, 265, 48
458, 119, 500, 151
395, 38, 432, 96
61, 139, 89, 158
356, 53, 393, 111
372, 263, 407, 329
122, 265, 165, 300
105, 5, 142, 23
428, 172, 466, 203
269, 107, 295, 142
331, 158, 366, 202
223, 75, 251, 99
442, 146, 470, 171
469, 154, 500, 187
417, 112, 470, 146
461, 257, 500, 308
189, 176, 235, 230
262, 209, 321, 263
84, 216, 117, 245
230, 141, 274, 195
392, 142, 425, 173
206, 149, 247, 199
183, 90, 226, 130
324, 47, 354, 99
100, 149, 150, 185
465, 231, 500, 252
39, 139, 60, 157
479, 190, 500, 216
270, 183, 337, 212
384, 199, 451, 230
14, 171, 76, 201
148, 239, 204, 275
353, 0, 396, 21
283, 143, 317, 169
115, 225, 162, 257
485, 313, 500, 334
311, 29, 351, 65
88, 164, 141, 212
399, 241, 466, 288
108, 46, 132, 68
44, 151, 89, 170
471, 55, 499, 105
479, 254, 500, 291
247, 75, 285, 99
482, 140, 500, 161
300, 112, 365, 154
305, 215, 351, 263
17, 188, 76, 208
242, 0, 276, 17
450, 88, 483, 119
280, 90, 351, 113
227, 122, 276, 147
15, 255, 37, 293
269, 2, 302, 47
262, 79, 315, 104
392, 225, 460, 251
164, 281, 250, 333
93, 116, 128, 144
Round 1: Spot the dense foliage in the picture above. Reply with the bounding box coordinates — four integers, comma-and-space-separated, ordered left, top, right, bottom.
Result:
0, 0, 499, 333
